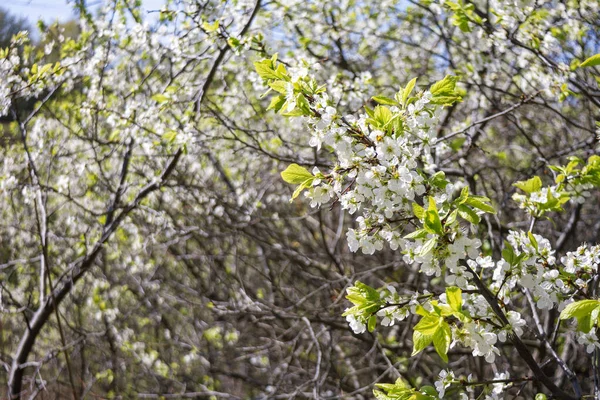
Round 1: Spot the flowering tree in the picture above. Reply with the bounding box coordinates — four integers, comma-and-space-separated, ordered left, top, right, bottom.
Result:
254, 0, 600, 398
1, 0, 600, 399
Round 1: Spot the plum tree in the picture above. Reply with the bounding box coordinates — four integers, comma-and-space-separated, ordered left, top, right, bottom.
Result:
1, 0, 599, 399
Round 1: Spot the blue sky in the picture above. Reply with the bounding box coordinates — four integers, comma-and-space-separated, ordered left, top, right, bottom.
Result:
3, 0, 166, 24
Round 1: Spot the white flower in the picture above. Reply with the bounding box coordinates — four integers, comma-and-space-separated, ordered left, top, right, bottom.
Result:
345, 314, 366, 334
434, 369, 455, 398
577, 331, 600, 353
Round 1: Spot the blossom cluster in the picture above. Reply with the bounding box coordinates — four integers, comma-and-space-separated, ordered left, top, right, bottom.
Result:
259, 41, 600, 396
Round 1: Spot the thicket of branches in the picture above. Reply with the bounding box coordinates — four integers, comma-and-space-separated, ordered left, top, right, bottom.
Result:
0, 0, 599, 399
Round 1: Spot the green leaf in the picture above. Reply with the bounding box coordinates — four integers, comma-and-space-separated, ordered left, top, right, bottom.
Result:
429, 171, 448, 189
418, 237, 437, 256
281, 164, 314, 184
281, 108, 305, 117
430, 75, 458, 96
412, 202, 425, 220
445, 209, 458, 226
404, 229, 429, 239
343, 281, 384, 318
373, 105, 393, 126
412, 330, 433, 357
373, 390, 389, 400
457, 204, 480, 225
579, 313, 594, 333
560, 300, 600, 321
513, 176, 542, 194
528, 232, 538, 251
374, 378, 436, 400
368, 314, 377, 332
290, 179, 312, 200
455, 185, 469, 205
446, 287, 462, 312
267, 95, 286, 112
151, 93, 170, 103
580, 54, 600, 68
372, 96, 398, 106
430, 75, 462, 105
202, 20, 219, 32
401, 77, 417, 106
432, 322, 451, 362
254, 59, 283, 80
414, 315, 442, 336
463, 197, 496, 214
420, 386, 438, 397
296, 93, 311, 114
268, 80, 288, 94
502, 241, 518, 266
354, 281, 381, 302
424, 198, 443, 235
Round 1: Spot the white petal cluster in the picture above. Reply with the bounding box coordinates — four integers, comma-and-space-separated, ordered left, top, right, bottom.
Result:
298, 89, 443, 255
434, 369, 455, 398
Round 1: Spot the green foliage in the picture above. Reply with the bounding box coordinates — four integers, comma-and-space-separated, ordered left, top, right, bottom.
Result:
579, 54, 600, 68
201, 20, 220, 33
446, 287, 462, 313
411, 287, 465, 363
400, 77, 418, 107
429, 75, 462, 105
343, 281, 384, 317
452, 186, 495, 224
553, 155, 600, 187
424, 197, 443, 235
444, 0, 484, 32
513, 176, 542, 194
462, 196, 496, 214
280, 163, 315, 201
280, 164, 313, 185
502, 241, 528, 266
254, 54, 289, 81
374, 378, 438, 400
560, 300, 600, 333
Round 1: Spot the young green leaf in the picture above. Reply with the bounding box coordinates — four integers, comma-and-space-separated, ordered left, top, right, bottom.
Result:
424, 198, 443, 235
268, 80, 288, 94
368, 314, 377, 332
446, 287, 462, 312
430, 75, 462, 105
432, 322, 451, 362
404, 228, 429, 239
411, 330, 433, 357
502, 241, 518, 266
402, 77, 417, 106
463, 197, 496, 214
527, 232, 538, 251
457, 204, 480, 225
290, 180, 312, 201
513, 176, 542, 194
281, 164, 314, 184
580, 54, 600, 68
254, 59, 281, 80
267, 95, 286, 112
455, 185, 469, 205
412, 202, 425, 220
372, 96, 398, 106
418, 237, 437, 256
414, 315, 442, 336
560, 300, 600, 321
